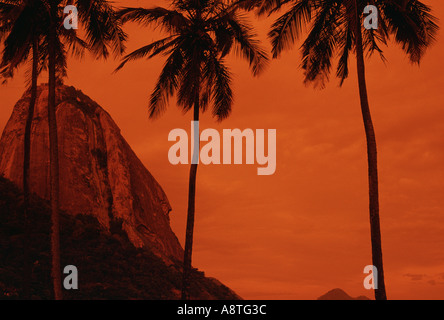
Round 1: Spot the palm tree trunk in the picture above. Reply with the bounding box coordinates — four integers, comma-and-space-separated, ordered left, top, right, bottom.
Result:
181, 95, 200, 300
48, 0, 62, 300
22, 38, 39, 300
354, 0, 387, 300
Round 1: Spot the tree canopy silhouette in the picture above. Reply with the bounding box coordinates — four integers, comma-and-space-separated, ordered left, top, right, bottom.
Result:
243, 0, 438, 300
116, 0, 268, 300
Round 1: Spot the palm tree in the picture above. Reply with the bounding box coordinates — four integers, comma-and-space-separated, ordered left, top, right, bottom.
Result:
248, 0, 438, 300
1, 0, 125, 299
0, 0, 50, 299
116, 0, 268, 300
1, 0, 90, 300
44, 0, 126, 300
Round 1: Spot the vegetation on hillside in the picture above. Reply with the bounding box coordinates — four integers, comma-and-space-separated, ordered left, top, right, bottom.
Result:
0, 176, 238, 300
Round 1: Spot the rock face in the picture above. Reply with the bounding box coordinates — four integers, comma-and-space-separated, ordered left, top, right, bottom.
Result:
0, 84, 183, 263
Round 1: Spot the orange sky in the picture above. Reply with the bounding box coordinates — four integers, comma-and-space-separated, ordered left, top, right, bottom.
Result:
1, 0, 444, 299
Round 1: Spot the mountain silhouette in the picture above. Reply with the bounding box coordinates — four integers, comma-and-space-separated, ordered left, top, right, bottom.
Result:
317, 288, 371, 300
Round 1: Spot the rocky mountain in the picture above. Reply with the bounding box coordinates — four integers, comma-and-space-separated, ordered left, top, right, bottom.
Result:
317, 288, 371, 300
0, 84, 241, 299
0, 84, 182, 263
0, 176, 240, 299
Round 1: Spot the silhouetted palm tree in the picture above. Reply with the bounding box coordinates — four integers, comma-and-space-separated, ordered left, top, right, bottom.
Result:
247, 0, 438, 300
1, 0, 125, 300
116, 0, 268, 300
0, 0, 50, 299
44, 0, 125, 300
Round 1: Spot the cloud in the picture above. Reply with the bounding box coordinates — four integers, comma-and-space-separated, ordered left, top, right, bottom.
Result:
403, 273, 444, 286
403, 274, 425, 281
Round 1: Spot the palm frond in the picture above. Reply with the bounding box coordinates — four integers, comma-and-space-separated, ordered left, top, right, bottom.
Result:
301, 0, 339, 88
115, 36, 178, 72
336, 20, 352, 86
177, 48, 202, 111
226, 12, 268, 76
77, 0, 127, 59
59, 27, 88, 59
149, 45, 185, 118
381, 0, 439, 63
209, 57, 233, 120
117, 0, 267, 120
117, 7, 189, 33
268, 0, 313, 58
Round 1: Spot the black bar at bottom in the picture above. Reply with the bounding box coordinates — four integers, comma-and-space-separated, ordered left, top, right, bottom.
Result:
1, 299, 437, 319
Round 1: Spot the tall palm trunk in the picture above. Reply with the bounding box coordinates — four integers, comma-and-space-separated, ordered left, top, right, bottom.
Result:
48, 0, 62, 300
354, 0, 386, 300
181, 94, 200, 300
22, 38, 39, 300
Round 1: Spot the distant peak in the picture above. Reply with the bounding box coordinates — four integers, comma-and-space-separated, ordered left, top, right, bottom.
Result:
317, 288, 371, 300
